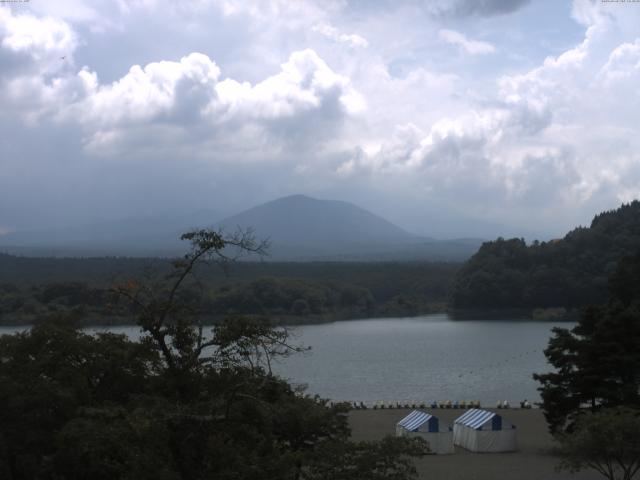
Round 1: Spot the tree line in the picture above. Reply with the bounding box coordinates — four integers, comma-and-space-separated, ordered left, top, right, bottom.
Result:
451, 201, 640, 312
0, 258, 458, 325
535, 251, 640, 479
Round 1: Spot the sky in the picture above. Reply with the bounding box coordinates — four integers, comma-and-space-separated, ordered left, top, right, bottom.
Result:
1, 0, 639, 239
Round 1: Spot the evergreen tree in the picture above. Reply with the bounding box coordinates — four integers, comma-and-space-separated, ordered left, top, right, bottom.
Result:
534, 253, 640, 433
451, 201, 640, 311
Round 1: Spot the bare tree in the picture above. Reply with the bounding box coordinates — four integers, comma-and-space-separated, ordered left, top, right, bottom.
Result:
111, 228, 270, 372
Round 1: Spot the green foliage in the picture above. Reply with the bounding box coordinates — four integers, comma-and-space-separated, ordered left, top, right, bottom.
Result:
53, 407, 178, 480
451, 201, 640, 311
557, 407, 640, 480
207, 277, 375, 318
0, 319, 160, 479
0, 258, 459, 325
0, 229, 427, 480
534, 253, 640, 433
304, 436, 429, 480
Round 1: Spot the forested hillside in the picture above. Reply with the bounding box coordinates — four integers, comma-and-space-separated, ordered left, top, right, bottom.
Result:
0, 256, 458, 325
450, 201, 640, 312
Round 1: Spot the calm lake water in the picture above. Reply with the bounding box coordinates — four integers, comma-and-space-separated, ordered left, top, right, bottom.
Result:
0, 314, 567, 406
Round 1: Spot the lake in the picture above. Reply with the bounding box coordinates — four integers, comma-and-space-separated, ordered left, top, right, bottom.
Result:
0, 314, 566, 406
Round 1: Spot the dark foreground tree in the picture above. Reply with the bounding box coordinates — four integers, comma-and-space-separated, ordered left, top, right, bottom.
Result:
557, 407, 640, 480
304, 436, 428, 480
534, 253, 640, 433
0, 229, 428, 480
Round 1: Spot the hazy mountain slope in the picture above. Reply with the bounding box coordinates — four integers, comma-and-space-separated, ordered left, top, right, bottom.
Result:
0, 195, 483, 260
0, 212, 223, 257
217, 195, 482, 261
218, 194, 418, 246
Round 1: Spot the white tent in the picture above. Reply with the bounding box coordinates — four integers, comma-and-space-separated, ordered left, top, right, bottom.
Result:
396, 410, 454, 454
453, 409, 517, 453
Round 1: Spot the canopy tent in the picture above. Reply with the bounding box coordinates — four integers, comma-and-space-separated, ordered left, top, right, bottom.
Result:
396, 410, 454, 454
453, 409, 517, 453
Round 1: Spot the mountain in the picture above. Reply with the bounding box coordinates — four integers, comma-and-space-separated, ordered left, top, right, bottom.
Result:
0, 195, 484, 260
219, 194, 417, 245
0, 211, 224, 257
450, 201, 640, 313
218, 195, 482, 261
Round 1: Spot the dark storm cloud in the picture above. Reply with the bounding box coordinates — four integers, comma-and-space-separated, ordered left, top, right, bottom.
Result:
433, 0, 532, 18
345, 0, 531, 18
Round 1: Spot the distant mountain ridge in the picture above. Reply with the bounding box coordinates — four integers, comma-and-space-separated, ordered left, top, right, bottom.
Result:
0, 217, 204, 257
0, 194, 483, 261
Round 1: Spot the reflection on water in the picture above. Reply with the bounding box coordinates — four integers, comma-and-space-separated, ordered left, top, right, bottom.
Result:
0, 314, 566, 405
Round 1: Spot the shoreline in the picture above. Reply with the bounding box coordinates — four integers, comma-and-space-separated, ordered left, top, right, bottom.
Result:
449, 307, 581, 322
349, 408, 599, 479
0, 310, 447, 328
0, 306, 582, 328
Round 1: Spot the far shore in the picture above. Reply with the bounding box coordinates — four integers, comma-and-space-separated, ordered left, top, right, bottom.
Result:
349, 408, 600, 480
449, 307, 581, 322
0, 305, 584, 328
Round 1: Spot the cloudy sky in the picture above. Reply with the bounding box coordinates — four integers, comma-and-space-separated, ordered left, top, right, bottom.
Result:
1, 0, 639, 239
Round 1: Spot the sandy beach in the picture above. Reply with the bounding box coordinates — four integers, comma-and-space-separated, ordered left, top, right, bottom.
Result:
349, 408, 601, 480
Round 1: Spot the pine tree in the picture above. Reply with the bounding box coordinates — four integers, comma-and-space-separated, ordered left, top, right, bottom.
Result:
534, 253, 640, 433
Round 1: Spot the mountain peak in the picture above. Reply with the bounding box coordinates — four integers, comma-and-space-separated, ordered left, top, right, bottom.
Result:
219, 195, 416, 250
276, 194, 316, 202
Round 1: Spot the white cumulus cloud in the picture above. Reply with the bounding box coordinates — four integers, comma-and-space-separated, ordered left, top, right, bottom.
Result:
312, 23, 368, 48
438, 29, 496, 55
49, 48, 365, 157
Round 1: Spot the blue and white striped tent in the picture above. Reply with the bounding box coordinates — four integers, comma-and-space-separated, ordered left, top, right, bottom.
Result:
396, 410, 453, 454
453, 409, 517, 452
